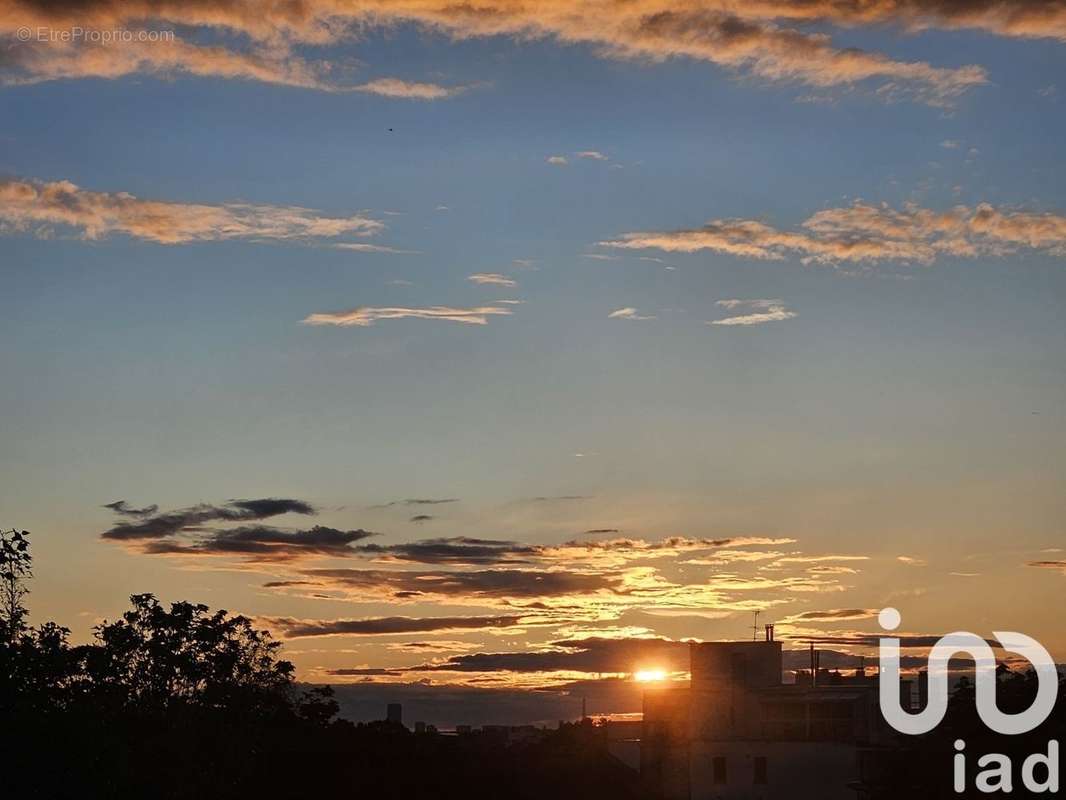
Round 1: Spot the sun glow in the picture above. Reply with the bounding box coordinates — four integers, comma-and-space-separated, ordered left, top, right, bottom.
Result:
634, 668, 667, 682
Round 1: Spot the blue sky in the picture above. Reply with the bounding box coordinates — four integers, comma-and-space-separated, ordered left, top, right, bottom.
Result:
1, 3, 1065, 705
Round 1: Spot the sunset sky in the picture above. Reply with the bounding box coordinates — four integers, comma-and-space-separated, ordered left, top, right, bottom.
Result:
1, 1, 1065, 721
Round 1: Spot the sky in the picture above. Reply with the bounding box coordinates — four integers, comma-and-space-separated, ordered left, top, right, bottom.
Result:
1, 0, 1065, 725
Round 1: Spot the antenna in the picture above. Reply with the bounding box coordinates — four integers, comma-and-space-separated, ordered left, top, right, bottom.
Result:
751, 610, 760, 641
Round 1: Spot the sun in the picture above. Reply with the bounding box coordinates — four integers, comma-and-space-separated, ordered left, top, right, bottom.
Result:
634, 668, 668, 682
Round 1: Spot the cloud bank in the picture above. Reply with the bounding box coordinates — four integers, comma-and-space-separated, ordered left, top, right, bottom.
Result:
0, 177, 383, 245
0, 0, 1013, 103
602, 201, 1066, 265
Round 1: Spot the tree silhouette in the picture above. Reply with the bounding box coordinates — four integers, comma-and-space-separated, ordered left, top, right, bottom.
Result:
0, 528, 31, 642
1, 530, 643, 800
83, 593, 295, 719
1, 528, 34, 714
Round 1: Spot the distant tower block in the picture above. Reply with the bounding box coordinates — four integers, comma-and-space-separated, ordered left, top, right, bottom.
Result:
386, 703, 403, 725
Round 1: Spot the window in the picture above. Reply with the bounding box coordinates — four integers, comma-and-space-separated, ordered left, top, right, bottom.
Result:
753, 756, 768, 785
713, 756, 727, 785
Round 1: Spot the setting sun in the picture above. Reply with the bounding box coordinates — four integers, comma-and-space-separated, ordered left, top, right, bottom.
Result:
634, 669, 668, 683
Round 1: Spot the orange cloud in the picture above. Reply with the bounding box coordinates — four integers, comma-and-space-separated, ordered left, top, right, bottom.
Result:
1027, 560, 1066, 574
602, 201, 1066, 265
0, 0, 999, 102
729, 1, 1066, 41
0, 177, 383, 244
301, 305, 514, 327
2, 36, 330, 89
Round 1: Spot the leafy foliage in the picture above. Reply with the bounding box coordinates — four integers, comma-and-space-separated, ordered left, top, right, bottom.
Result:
0, 528, 32, 640
84, 594, 294, 717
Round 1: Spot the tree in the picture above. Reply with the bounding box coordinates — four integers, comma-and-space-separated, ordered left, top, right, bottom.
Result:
84, 593, 296, 719
0, 528, 31, 643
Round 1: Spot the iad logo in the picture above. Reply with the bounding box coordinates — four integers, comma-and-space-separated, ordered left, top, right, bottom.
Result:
877, 607, 1058, 735
877, 607, 1060, 793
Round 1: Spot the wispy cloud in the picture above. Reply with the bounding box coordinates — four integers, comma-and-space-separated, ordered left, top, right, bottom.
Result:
773, 554, 869, 564
2, 28, 476, 98
101, 497, 315, 541
608, 307, 656, 321
370, 498, 460, 509
354, 77, 472, 99
467, 273, 517, 287
546, 155, 568, 166
387, 640, 482, 653
352, 537, 542, 566
334, 243, 415, 254
144, 525, 378, 560
100, 499, 381, 558
576, 150, 609, 161
302, 305, 513, 327
529, 495, 592, 502
270, 614, 530, 638
293, 566, 621, 601
0, 177, 383, 245
897, 555, 928, 566
415, 635, 689, 675
778, 608, 879, 623
102, 500, 158, 518
709, 299, 797, 326
0, 35, 334, 90
1026, 560, 1066, 574
602, 201, 1066, 266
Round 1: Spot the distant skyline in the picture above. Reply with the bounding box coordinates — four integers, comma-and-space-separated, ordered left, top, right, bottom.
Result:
1, 0, 1064, 717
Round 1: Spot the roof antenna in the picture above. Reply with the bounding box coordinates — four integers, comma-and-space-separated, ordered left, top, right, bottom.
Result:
751, 610, 760, 641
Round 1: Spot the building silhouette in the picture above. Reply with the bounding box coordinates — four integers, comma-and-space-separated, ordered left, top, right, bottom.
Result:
637, 630, 903, 799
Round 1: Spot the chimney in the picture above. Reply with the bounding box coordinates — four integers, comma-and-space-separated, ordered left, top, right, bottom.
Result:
764, 624, 775, 642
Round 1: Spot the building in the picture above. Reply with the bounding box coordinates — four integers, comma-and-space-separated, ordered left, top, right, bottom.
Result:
386, 703, 403, 726
640, 633, 903, 799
